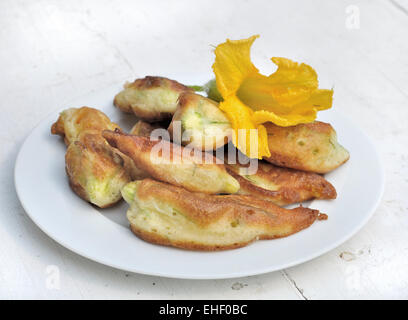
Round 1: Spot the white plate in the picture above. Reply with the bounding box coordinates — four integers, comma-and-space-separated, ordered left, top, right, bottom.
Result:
14, 84, 384, 279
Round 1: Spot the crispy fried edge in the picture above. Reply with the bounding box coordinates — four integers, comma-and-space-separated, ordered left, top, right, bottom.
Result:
51, 114, 69, 145
226, 163, 337, 206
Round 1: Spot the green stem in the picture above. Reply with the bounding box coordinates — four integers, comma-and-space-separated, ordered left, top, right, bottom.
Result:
188, 85, 204, 91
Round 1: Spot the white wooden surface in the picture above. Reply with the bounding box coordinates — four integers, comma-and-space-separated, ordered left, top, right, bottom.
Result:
1, 0, 407, 299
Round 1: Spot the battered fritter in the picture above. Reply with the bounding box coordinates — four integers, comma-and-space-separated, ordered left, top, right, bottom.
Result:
65, 132, 131, 208
51, 107, 142, 207
129, 120, 163, 137
121, 179, 326, 251
51, 106, 120, 145
114, 76, 193, 121
103, 129, 240, 194
263, 121, 350, 173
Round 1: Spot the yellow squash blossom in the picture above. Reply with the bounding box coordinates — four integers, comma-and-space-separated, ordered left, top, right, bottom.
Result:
212, 35, 333, 159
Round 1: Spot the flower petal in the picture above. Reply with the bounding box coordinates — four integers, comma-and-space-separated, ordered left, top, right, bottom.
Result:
237, 57, 320, 111
252, 109, 317, 127
301, 88, 333, 111
269, 57, 318, 90
212, 35, 260, 97
219, 95, 270, 159
251, 88, 333, 127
